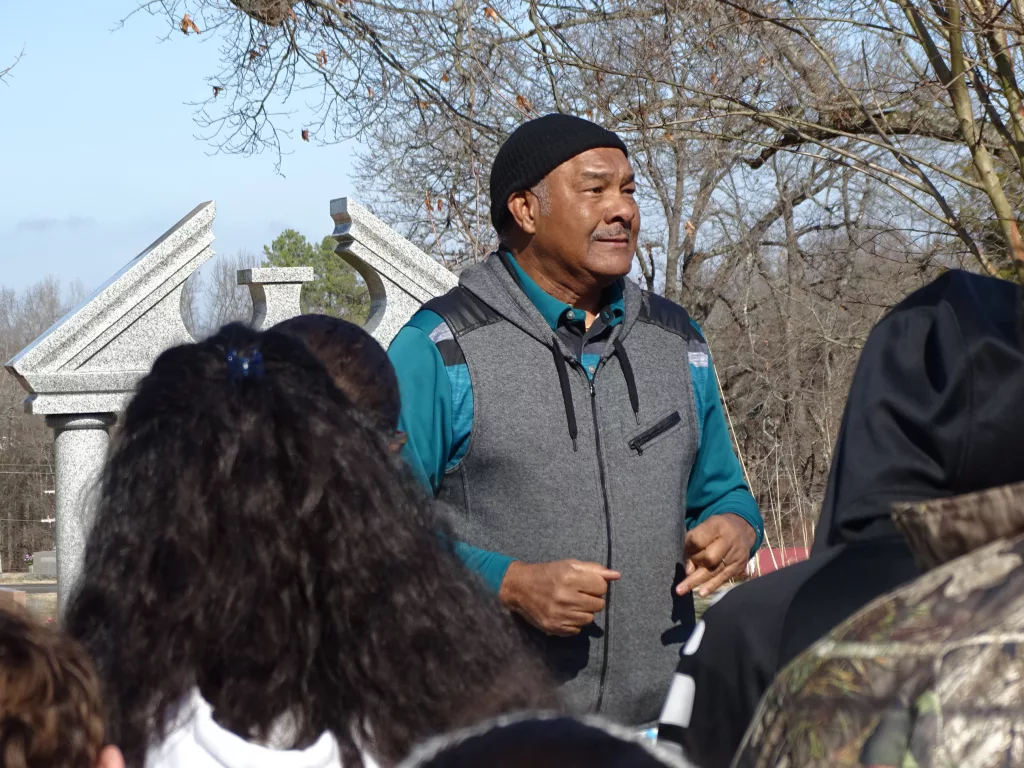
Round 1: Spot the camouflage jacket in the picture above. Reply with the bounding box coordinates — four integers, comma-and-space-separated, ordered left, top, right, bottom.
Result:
733, 481, 1024, 768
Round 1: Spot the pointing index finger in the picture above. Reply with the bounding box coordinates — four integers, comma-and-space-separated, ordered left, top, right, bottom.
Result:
572, 561, 622, 581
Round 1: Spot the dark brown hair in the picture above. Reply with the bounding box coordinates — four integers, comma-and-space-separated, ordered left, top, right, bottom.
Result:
66, 323, 556, 767
273, 314, 401, 431
0, 607, 107, 768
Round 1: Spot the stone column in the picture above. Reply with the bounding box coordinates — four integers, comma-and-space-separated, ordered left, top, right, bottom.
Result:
238, 267, 315, 330
46, 414, 116, 615
6, 203, 216, 613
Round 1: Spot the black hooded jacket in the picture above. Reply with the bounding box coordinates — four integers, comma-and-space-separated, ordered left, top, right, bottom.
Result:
656, 270, 1024, 768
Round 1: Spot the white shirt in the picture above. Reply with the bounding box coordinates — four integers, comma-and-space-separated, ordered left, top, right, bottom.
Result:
145, 689, 379, 768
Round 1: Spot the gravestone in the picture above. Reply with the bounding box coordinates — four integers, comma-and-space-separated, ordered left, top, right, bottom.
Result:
31, 551, 57, 578
5, 198, 453, 614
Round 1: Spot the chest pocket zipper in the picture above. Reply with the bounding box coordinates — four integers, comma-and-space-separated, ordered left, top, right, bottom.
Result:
628, 411, 682, 455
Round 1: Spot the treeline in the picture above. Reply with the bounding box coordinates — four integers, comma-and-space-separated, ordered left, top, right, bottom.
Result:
0, 277, 86, 570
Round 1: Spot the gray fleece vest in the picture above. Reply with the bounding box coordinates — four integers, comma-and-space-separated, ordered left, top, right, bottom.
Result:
425, 254, 700, 725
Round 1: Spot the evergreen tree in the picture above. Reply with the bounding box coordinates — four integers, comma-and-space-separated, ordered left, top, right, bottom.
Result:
262, 230, 369, 323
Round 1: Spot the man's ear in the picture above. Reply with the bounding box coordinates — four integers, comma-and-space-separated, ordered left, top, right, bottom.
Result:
96, 745, 126, 768
507, 191, 539, 235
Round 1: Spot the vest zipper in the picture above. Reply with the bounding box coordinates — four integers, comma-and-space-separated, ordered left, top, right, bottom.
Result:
628, 411, 682, 455
589, 376, 613, 713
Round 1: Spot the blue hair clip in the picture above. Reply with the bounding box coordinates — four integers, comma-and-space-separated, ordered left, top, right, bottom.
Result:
226, 347, 264, 380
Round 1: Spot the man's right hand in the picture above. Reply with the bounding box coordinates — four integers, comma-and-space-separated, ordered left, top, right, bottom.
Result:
498, 559, 621, 637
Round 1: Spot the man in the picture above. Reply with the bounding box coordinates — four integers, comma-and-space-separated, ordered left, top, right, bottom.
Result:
388, 113, 762, 725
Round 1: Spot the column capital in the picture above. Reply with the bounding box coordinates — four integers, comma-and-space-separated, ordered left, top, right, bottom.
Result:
238, 267, 315, 330
45, 414, 117, 432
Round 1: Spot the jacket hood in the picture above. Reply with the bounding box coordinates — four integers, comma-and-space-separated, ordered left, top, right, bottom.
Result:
893, 480, 1024, 571
145, 689, 368, 768
813, 269, 1024, 552
458, 252, 644, 356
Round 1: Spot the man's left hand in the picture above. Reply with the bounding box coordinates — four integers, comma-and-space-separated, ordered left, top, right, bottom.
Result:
676, 513, 757, 597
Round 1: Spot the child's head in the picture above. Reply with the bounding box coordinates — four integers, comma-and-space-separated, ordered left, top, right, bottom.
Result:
273, 314, 400, 433
0, 607, 123, 768
67, 323, 554, 767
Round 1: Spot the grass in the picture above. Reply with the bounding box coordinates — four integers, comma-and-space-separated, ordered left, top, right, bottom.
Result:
0, 574, 59, 623
27, 593, 57, 624
0, 573, 57, 585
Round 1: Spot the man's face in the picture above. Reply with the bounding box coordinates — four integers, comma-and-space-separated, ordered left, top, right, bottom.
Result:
533, 147, 640, 282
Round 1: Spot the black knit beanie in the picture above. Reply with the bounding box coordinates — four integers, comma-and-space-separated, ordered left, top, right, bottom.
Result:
489, 113, 628, 233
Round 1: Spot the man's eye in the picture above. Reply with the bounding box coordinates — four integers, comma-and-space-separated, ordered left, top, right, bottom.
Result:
624, 187, 637, 195
587, 187, 603, 194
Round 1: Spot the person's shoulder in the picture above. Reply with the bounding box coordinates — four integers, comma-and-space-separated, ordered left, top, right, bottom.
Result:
632, 294, 712, 381
422, 286, 501, 338
388, 311, 450, 373
636, 292, 700, 342
635, 294, 710, 365
391, 306, 456, 351
403, 308, 448, 337
391, 306, 469, 370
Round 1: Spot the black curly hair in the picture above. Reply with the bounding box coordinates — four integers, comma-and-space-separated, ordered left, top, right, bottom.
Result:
65, 323, 557, 767
272, 314, 401, 432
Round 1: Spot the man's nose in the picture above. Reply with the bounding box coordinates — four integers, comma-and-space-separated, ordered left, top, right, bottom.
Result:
606, 192, 638, 228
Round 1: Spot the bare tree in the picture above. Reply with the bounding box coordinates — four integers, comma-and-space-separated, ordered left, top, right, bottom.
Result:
123, 1, 981, 327
0, 48, 23, 86
182, 249, 262, 338
125, 0, 978, 552
181, 267, 204, 339
1, 277, 87, 572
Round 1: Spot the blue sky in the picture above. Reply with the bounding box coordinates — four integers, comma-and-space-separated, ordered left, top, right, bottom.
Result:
0, 4, 359, 295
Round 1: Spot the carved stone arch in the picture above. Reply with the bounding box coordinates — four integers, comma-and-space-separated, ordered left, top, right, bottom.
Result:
5, 197, 454, 611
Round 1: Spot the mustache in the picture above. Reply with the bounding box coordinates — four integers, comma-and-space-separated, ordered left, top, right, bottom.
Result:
591, 227, 632, 240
